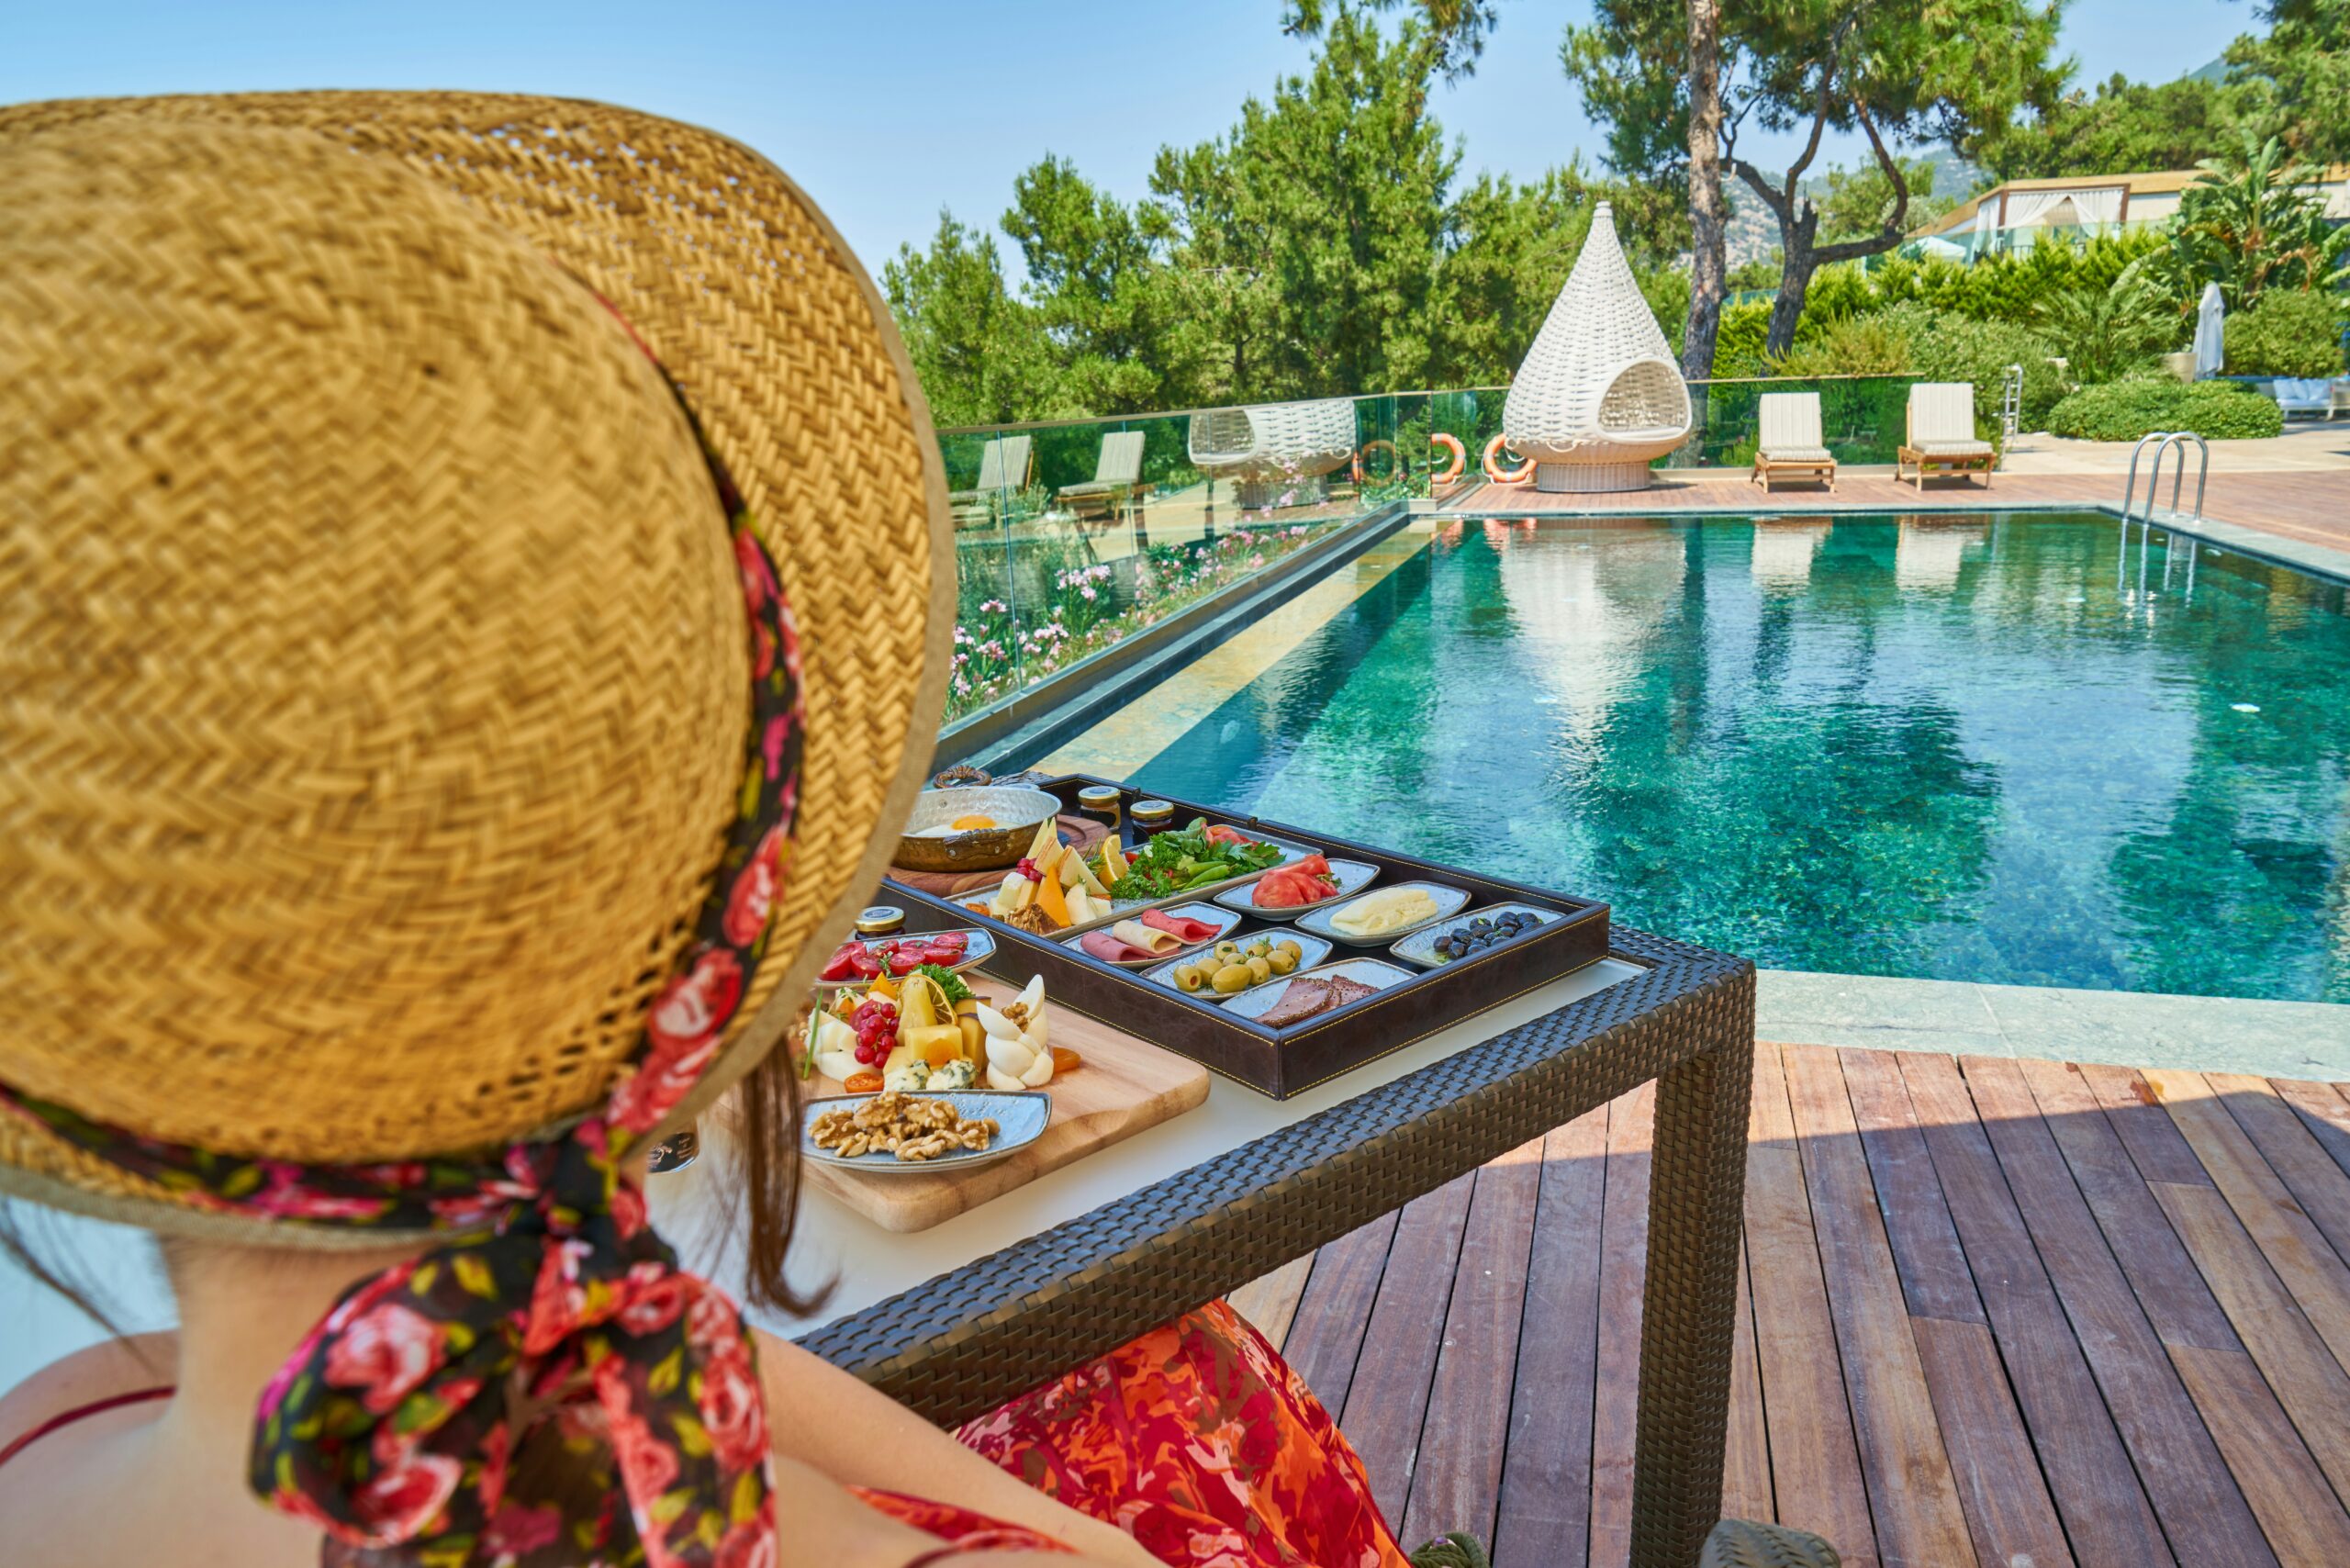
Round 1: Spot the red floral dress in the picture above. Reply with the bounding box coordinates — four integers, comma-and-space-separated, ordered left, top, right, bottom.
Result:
862, 1300, 1410, 1567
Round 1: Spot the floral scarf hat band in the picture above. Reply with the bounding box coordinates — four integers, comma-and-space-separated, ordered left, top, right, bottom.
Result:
0, 345, 801, 1568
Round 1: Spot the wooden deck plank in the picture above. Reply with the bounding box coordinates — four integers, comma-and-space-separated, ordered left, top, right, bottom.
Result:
1960, 1056, 2272, 1568
1281, 1210, 1400, 1419
1227, 1252, 1315, 1354
2148, 1179, 2350, 1508
1589, 1083, 1655, 1568
1492, 1107, 1610, 1568
2167, 1342, 2350, 1568
2271, 1080, 2350, 1186
1341, 1171, 1478, 1528
2204, 1073, 2350, 1281
1745, 1044, 1876, 1564
1402, 1137, 1545, 1553
2019, 1058, 2244, 1353
2143, 1069, 2350, 1380
2079, 1062, 2215, 1188
1780, 1045, 1976, 1568
1723, 1239, 1775, 1528
1839, 1049, 1983, 1325
1843, 1052, 2087, 1568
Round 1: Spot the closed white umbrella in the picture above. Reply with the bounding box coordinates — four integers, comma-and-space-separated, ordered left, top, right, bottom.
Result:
2193, 282, 2225, 379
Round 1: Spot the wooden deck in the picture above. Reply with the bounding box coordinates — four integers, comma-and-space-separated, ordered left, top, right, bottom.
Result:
1229, 1042, 2350, 1568
1438, 468, 2350, 560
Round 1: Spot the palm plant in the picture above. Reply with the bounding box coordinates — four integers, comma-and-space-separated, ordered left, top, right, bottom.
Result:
2161, 135, 2350, 308
2034, 260, 2181, 385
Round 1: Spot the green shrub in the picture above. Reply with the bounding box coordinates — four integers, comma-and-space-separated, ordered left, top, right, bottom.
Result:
1874, 303, 2065, 432
2222, 288, 2347, 378
2046, 378, 2286, 441
1769, 314, 1913, 377
1711, 299, 1776, 379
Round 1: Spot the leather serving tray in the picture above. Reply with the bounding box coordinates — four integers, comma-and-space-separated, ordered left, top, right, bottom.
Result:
887, 775, 1613, 1099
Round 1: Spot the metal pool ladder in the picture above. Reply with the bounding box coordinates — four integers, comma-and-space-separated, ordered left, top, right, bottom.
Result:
2121, 430, 2210, 523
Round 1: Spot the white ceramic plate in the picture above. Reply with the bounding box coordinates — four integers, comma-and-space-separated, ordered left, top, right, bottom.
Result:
1390, 903, 1563, 969
1060, 902, 1239, 968
1209, 857, 1379, 922
1222, 958, 1415, 1025
800, 1090, 1050, 1175
813, 927, 997, 989
1141, 930, 1336, 1001
1295, 881, 1472, 946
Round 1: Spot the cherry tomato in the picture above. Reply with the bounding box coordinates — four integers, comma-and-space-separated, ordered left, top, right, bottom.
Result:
843, 1070, 884, 1093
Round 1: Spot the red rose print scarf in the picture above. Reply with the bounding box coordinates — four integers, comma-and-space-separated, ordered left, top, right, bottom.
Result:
0, 383, 800, 1568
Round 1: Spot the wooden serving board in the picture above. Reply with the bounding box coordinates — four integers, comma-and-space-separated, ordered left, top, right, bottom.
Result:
802, 976, 1209, 1233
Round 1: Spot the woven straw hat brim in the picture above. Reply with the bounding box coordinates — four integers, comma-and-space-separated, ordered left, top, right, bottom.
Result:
0, 93, 951, 1241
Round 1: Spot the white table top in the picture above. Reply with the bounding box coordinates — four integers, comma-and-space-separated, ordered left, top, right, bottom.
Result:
651, 958, 1645, 1338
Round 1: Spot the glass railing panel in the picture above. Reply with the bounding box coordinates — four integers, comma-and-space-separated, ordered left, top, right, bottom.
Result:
1674, 375, 1916, 469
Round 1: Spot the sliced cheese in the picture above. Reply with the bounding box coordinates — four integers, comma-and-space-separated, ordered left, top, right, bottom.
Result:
1109, 919, 1181, 954
1035, 873, 1072, 928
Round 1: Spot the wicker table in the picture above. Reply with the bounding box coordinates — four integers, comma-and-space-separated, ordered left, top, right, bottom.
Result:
676, 926, 1752, 1568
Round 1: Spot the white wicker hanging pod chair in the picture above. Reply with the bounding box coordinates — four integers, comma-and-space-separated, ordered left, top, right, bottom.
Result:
1502, 201, 1693, 493
1187, 397, 1359, 509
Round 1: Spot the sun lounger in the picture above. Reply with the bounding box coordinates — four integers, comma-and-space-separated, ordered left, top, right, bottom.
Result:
1056, 430, 1147, 528
949, 435, 1034, 524
1896, 383, 1995, 489
1751, 392, 1836, 491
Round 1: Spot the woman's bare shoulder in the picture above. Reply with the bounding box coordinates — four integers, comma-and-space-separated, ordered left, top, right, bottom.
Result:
0, 1332, 178, 1453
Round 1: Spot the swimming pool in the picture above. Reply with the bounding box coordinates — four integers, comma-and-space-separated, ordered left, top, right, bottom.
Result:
1084, 511, 2350, 1002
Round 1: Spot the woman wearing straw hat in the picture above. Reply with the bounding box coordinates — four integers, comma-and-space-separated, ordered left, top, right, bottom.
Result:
0, 95, 1416, 1568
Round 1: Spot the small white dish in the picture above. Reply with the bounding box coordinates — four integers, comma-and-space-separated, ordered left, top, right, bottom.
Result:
1142, 930, 1337, 1001
813, 927, 997, 989
1210, 857, 1379, 922
1061, 902, 1240, 968
1390, 903, 1562, 968
1296, 881, 1471, 946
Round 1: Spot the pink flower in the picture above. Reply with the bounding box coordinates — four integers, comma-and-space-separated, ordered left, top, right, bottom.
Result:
601, 1399, 681, 1518
733, 533, 777, 612
323, 1299, 446, 1415
483, 1500, 565, 1560
476, 1420, 512, 1509
251, 1164, 392, 1222
615, 1261, 695, 1337
713, 1518, 778, 1568
698, 1348, 768, 1473
525, 1238, 596, 1353
610, 1180, 648, 1240
427, 1191, 518, 1229
611, 948, 742, 1130
722, 827, 781, 947
751, 622, 775, 680
684, 1289, 742, 1363
351, 1448, 464, 1541
761, 712, 794, 784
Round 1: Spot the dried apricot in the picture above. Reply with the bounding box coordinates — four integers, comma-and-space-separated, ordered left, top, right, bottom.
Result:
1050, 1047, 1081, 1075
843, 1070, 884, 1094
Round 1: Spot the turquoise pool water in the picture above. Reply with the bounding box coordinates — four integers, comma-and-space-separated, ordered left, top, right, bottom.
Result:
1109, 512, 2350, 1002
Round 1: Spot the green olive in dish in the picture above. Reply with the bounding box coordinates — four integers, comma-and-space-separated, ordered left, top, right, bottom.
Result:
1211, 963, 1253, 995
1214, 941, 1241, 964
1246, 956, 1271, 985
1173, 964, 1204, 992
1267, 947, 1298, 975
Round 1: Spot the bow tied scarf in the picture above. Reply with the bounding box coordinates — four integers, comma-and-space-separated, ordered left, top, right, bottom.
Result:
0, 359, 802, 1568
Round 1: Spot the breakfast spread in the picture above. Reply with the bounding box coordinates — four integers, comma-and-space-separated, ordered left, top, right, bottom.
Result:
967, 819, 1118, 933
809, 1092, 1001, 1163
1330, 885, 1440, 938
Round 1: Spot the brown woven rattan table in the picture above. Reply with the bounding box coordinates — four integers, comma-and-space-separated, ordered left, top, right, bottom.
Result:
793, 925, 1753, 1568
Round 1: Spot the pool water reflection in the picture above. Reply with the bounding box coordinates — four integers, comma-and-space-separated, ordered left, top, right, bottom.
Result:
1103, 512, 2350, 1002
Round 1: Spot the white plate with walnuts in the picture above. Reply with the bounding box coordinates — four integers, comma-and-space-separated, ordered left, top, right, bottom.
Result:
800, 1089, 1051, 1175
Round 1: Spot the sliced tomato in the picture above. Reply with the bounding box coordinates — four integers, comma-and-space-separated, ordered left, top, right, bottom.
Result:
843, 1070, 884, 1093
1203, 823, 1255, 847
819, 942, 879, 981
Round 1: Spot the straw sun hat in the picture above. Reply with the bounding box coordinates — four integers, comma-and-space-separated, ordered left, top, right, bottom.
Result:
0, 93, 947, 1563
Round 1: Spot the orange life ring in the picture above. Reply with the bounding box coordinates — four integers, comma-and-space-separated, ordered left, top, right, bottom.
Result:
1482, 433, 1534, 485
1351, 439, 1400, 485
1429, 432, 1465, 484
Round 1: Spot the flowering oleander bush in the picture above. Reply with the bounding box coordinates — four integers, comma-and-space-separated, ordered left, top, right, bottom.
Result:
946, 524, 1324, 719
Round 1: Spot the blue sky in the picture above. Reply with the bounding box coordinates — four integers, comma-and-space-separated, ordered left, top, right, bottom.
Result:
6, 1, 2257, 281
